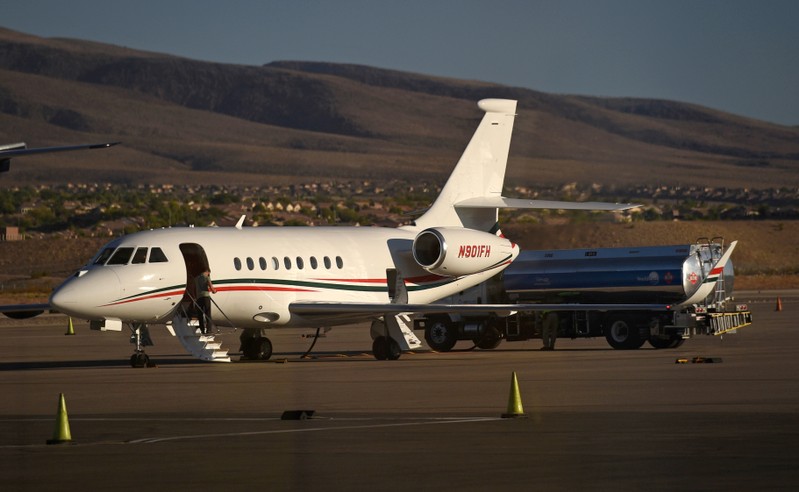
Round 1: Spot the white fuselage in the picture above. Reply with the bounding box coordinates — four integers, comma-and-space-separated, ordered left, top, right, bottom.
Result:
49, 225, 511, 329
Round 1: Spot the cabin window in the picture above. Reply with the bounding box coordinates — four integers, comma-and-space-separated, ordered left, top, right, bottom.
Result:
259, 257, 267, 270
107, 247, 134, 265
272, 257, 279, 270
296, 257, 304, 270
336, 256, 344, 269
324, 256, 332, 269
310, 257, 318, 269
93, 247, 115, 265
246, 257, 254, 270
234, 258, 242, 271
284, 257, 292, 270
149, 247, 168, 263
131, 247, 148, 264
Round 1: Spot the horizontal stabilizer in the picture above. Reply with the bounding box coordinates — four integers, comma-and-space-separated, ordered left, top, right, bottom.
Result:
1, 142, 120, 173
455, 196, 639, 211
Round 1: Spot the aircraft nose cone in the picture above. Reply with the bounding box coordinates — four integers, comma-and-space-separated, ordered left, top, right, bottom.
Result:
50, 268, 122, 318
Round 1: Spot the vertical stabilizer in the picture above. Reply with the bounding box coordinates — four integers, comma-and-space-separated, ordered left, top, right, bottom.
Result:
414, 99, 517, 232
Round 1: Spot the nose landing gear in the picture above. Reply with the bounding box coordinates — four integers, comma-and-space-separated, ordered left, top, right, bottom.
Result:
129, 322, 155, 367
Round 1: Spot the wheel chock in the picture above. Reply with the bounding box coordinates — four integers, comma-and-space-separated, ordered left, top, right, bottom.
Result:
281, 410, 315, 420
501, 371, 528, 419
675, 358, 689, 364
692, 356, 723, 363
46, 393, 73, 445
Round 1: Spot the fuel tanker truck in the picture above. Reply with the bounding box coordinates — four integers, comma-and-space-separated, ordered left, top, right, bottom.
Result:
414, 238, 752, 350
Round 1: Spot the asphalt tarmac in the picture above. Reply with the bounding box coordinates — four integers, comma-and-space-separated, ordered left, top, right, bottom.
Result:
1, 292, 798, 491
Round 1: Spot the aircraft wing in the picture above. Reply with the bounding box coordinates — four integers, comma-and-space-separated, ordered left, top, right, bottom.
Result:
290, 302, 671, 319
455, 196, 640, 211
0, 142, 120, 172
0, 303, 51, 319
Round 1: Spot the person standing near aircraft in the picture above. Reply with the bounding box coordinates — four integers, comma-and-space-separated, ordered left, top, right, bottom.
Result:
541, 311, 558, 350
195, 269, 217, 335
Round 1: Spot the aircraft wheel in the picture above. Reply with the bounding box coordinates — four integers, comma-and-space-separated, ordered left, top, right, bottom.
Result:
424, 317, 457, 352
372, 336, 401, 360
130, 352, 149, 368
372, 336, 388, 360
387, 338, 401, 360
243, 336, 272, 360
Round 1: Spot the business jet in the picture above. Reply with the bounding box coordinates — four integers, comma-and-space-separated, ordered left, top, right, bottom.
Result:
7, 99, 644, 365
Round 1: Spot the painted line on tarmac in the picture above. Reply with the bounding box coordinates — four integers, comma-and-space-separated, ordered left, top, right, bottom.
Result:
128, 417, 503, 444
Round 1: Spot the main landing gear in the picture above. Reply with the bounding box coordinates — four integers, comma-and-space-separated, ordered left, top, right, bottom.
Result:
239, 328, 273, 361
371, 335, 401, 360
129, 322, 154, 367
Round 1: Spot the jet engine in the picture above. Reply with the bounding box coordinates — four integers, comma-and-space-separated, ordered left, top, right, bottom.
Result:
412, 227, 516, 277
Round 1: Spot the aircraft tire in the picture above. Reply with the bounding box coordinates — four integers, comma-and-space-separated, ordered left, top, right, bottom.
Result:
242, 336, 272, 360
372, 336, 401, 360
372, 336, 388, 360
130, 352, 149, 368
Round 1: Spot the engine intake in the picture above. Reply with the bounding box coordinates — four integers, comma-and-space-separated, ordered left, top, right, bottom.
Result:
413, 227, 516, 277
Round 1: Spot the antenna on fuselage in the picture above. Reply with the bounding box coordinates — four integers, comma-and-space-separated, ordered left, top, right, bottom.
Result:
235, 215, 246, 230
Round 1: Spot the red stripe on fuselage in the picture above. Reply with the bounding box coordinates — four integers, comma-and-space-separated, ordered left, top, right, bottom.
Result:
216, 286, 317, 293
101, 289, 185, 307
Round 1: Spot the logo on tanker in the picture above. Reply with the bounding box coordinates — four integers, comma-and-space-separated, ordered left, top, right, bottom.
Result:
687, 272, 699, 285
458, 244, 492, 258
664, 271, 674, 284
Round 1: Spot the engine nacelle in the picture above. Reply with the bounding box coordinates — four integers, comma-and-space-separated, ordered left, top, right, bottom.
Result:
412, 227, 516, 277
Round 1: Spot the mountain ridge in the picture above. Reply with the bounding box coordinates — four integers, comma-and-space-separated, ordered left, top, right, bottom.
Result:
1, 27, 797, 189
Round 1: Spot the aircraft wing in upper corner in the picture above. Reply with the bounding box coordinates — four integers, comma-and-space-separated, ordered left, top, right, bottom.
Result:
0, 142, 120, 172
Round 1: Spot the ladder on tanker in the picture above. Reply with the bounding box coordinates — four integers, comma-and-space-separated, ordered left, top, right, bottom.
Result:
708, 311, 753, 336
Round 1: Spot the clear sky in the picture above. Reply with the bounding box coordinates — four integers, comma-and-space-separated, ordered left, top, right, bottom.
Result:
3, 0, 798, 125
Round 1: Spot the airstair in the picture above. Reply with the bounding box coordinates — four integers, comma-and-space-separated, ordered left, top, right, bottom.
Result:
169, 312, 231, 362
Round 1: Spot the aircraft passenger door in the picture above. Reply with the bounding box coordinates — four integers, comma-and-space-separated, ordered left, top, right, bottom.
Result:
179, 243, 210, 310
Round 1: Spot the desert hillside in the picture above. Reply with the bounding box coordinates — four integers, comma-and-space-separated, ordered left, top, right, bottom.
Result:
1, 27, 797, 189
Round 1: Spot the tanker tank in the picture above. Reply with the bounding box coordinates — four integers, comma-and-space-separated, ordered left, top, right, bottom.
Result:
502, 242, 734, 305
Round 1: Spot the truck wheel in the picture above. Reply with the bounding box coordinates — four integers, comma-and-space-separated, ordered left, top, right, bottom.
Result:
649, 336, 685, 349
605, 316, 644, 350
425, 317, 457, 352
474, 326, 502, 350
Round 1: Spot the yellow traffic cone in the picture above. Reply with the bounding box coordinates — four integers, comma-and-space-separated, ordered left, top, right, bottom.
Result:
46, 393, 73, 445
65, 317, 75, 336
501, 371, 528, 419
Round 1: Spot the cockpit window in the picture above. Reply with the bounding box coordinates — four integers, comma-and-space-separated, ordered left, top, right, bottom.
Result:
93, 247, 115, 265
106, 247, 134, 265
131, 247, 148, 264
149, 247, 168, 263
